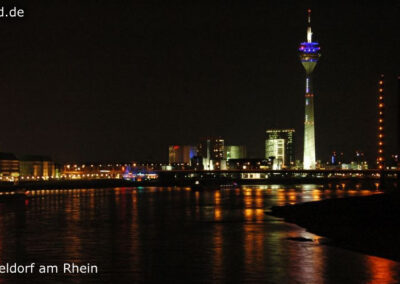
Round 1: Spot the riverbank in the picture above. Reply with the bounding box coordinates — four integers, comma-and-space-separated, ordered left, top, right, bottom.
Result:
268, 191, 400, 261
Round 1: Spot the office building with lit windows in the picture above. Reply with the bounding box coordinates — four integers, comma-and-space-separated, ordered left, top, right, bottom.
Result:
299, 9, 321, 169
197, 137, 225, 170
265, 129, 295, 169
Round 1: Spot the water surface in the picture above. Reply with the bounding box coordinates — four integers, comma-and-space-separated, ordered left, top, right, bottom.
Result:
0, 185, 399, 283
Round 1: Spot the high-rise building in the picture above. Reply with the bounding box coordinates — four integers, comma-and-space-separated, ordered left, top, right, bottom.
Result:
377, 74, 385, 169
266, 139, 285, 169
299, 9, 321, 169
168, 145, 197, 164
225, 145, 247, 160
197, 137, 224, 170
265, 129, 295, 169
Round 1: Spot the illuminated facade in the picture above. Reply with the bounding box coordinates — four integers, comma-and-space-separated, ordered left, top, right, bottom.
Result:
265, 129, 295, 169
225, 145, 247, 160
0, 152, 19, 180
19, 155, 56, 179
227, 158, 270, 170
299, 9, 321, 169
62, 163, 126, 179
266, 139, 285, 169
198, 137, 225, 170
377, 74, 385, 169
168, 145, 197, 164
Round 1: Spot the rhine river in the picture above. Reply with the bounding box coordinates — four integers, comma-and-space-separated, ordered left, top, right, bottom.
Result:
0, 185, 399, 283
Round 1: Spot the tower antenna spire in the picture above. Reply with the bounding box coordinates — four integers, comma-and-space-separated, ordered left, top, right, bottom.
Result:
307, 9, 313, 43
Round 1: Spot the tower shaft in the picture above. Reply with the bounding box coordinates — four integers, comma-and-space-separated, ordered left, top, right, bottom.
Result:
299, 9, 320, 170
303, 75, 316, 169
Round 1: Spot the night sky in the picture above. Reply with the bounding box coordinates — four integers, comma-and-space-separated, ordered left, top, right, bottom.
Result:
0, 1, 399, 163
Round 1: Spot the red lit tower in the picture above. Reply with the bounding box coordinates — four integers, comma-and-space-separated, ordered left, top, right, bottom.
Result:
377, 74, 385, 169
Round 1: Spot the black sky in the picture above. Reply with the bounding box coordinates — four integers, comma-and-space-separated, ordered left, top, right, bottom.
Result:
0, 1, 399, 163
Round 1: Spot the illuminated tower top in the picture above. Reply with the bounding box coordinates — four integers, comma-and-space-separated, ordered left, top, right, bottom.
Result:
299, 9, 321, 75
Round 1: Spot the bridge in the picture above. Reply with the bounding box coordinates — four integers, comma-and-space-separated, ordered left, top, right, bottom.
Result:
156, 169, 400, 188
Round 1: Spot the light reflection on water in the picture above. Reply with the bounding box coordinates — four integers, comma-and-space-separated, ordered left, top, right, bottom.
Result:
366, 255, 399, 284
0, 185, 398, 283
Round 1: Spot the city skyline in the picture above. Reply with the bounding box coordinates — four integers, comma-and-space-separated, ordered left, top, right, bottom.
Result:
0, 2, 398, 163
1, 4, 400, 283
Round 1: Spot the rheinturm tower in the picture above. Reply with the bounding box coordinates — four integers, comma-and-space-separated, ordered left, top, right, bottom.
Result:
299, 9, 321, 169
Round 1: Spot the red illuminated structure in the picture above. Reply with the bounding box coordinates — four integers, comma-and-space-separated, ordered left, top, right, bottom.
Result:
377, 74, 385, 170
168, 145, 197, 164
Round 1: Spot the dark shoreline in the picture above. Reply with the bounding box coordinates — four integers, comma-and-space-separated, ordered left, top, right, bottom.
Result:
268, 192, 400, 262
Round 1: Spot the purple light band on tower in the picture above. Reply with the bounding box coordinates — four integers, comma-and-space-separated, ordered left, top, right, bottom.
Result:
301, 58, 319, 61
299, 43, 320, 53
